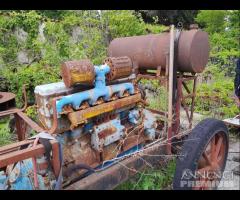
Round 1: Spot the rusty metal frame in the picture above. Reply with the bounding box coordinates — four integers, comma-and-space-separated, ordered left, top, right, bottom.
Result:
136, 70, 198, 151
0, 85, 28, 117
0, 85, 33, 141
177, 74, 197, 130
0, 86, 61, 178
14, 111, 44, 140
0, 139, 60, 177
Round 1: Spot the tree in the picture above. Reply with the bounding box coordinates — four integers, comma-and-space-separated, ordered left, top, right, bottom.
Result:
137, 10, 199, 28
195, 10, 227, 33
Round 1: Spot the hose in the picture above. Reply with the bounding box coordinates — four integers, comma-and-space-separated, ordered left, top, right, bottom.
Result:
62, 164, 95, 188
64, 163, 95, 177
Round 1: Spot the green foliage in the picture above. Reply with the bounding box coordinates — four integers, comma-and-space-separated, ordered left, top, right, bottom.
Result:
116, 159, 176, 190
195, 10, 240, 76
25, 105, 38, 121
0, 118, 11, 146
140, 78, 168, 111
194, 10, 239, 118
195, 10, 227, 33
0, 11, 42, 64
139, 10, 199, 28
144, 23, 168, 34
0, 10, 167, 104
36, 10, 69, 20
195, 65, 239, 118
1, 63, 60, 106
102, 10, 146, 39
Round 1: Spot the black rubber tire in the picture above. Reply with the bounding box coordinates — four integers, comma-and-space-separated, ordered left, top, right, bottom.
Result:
173, 118, 229, 190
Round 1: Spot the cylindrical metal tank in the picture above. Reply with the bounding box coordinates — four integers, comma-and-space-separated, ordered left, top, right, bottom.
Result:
108, 29, 210, 73
103, 56, 133, 81
61, 59, 95, 88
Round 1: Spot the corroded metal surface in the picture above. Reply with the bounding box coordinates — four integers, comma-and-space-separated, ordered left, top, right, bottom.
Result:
108, 29, 209, 73
61, 59, 95, 88
15, 111, 44, 139
34, 82, 84, 134
65, 141, 168, 190
104, 56, 133, 81
0, 85, 27, 116
0, 140, 60, 177
62, 133, 101, 172
0, 92, 15, 104
67, 93, 142, 128
177, 30, 209, 73
61, 120, 147, 186
0, 92, 16, 111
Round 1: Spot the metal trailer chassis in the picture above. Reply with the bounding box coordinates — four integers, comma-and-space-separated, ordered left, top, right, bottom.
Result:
0, 25, 230, 190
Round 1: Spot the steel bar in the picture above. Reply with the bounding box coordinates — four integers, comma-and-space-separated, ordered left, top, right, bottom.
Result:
182, 81, 191, 94
189, 76, 197, 129
0, 140, 60, 177
14, 112, 27, 141
15, 111, 44, 133
167, 25, 175, 154
0, 140, 33, 155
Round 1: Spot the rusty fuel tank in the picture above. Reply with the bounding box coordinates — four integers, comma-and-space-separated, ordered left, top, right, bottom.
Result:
108, 29, 210, 73
61, 59, 95, 88
103, 56, 133, 81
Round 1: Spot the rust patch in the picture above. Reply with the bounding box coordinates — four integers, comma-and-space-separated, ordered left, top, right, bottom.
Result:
0, 92, 15, 104
61, 59, 95, 88
0, 92, 16, 111
104, 56, 133, 81
98, 126, 117, 140
102, 143, 119, 161
108, 29, 209, 73
67, 93, 141, 128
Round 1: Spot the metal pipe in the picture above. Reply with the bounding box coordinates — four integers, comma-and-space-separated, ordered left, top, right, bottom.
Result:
167, 25, 175, 154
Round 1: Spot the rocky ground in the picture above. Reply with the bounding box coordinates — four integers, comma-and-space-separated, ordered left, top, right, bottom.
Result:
218, 135, 240, 190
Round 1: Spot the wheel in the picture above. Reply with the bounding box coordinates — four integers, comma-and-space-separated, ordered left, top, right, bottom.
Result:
173, 118, 229, 190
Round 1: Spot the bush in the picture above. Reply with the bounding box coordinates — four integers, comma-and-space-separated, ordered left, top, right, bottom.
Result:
0, 118, 11, 146
0, 10, 167, 106
195, 65, 238, 118
1, 63, 61, 106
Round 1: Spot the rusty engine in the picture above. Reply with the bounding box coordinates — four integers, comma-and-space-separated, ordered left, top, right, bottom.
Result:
33, 56, 159, 187
0, 28, 210, 190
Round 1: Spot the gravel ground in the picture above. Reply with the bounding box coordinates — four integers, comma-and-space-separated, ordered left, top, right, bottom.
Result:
218, 135, 240, 190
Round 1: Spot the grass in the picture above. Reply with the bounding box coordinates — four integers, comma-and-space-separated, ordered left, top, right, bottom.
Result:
0, 117, 12, 146
116, 159, 176, 190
